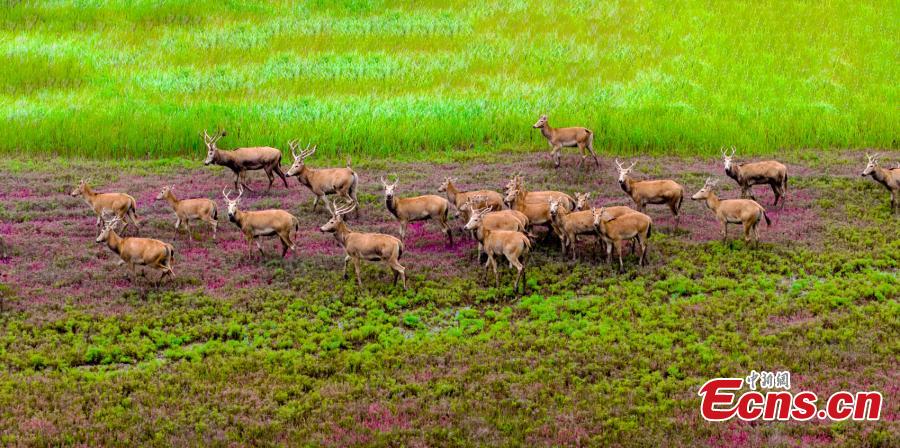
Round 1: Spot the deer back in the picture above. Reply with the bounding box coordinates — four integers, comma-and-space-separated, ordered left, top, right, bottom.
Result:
303, 166, 356, 194
393, 195, 448, 220
345, 232, 402, 260
599, 211, 651, 240
716, 199, 765, 223
458, 190, 504, 211
732, 161, 786, 184
235, 209, 296, 233
176, 198, 216, 219
118, 237, 172, 265
220, 146, 283, 169
90, 192, 135, 215
630, 179, 683, 203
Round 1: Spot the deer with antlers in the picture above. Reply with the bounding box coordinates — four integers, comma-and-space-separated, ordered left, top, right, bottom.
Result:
532, 114, 600, 169
202, 129, 288, 193
155, 186, 218, 240
286, 141, 359, 216
591, 207, 652, 270
861, 153, 900, 213
722, 147, 788, 207
691, 178, 771, 247
70, 179, 141, 233
438, 177, 504, 219
464, 207, 532, 294
96, 213, 174, 283
381, 176, 453, 246
615, 160, 684, 226
320, 199, 407, 290
222, 188, 299, 258
549, 197, 604, 260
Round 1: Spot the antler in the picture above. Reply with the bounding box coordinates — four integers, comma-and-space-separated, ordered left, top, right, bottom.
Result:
729, 146, 736, 157
288, 139, 300, 159
300, 143, 316, 160
223, 187, 242, 202
332, 199, 356, 217
381, 174, 399, 188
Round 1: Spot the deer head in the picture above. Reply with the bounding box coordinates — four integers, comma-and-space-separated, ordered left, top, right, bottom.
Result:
380, 176, 399, 198
691, 177, 719, 201
319, 198, 356, 233
70, 178, 89, 197
96, 212, 121, 243
548, 198, 563, 216
615, 159, 636, 183
155, 185, 174, 201
222, 187, 243, 217
463, 207, 491, 231
202, 129, 227, 165
437, 177, 457, 193
721, 146, 737, 171
861, 153, 880, 177
532, 114, 548, 128
574, 192, 591, 210
286, 140, 317, 176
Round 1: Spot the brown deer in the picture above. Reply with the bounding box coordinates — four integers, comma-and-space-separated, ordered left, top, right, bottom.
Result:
691, 178, 771, 247
615, 160, 684, 226
96, 214, 174, 284
532, 114, 600, 169
381, 176, 453, 246
861, 153, 900, 213
438, 177, 504, 219
722, 147, 788, 207
285, 141, 359, 216
548, 197, 602, 260
504, 175, 576, 212
460, 195, 529, 261
464, 207, 532, 294
202, 129, 288, 193
70, 179, 140, 233
155, 186, 218, 240
505, 185, 555, 237
591, 207, 652, 270
222, 188, 299, 258
319, 199, 407, 290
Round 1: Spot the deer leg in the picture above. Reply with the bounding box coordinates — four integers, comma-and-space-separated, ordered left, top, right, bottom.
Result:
239, 172, 255, 193
185, 220, 194, 241
440, 217, 453, 246
343, 255, 350, 279
279, 233, 290, 258
207, 218, 218, 240
721, 221, 728, 242
400, 222, 408, 241
639, 235, 648, 266
174, 218, 181, 233
264, 167, 275, 193
616, 240, 624, 272
552, 145, 562, 168
273, 164, 289, 188
352, 257, 362, 288
489, 256, 499, 288
510, 255, 524, 294
311, 195, 321, 212
577, 142, 588, 169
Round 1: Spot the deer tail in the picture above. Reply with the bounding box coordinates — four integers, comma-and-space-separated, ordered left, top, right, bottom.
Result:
212, 204, 218, 221
763, 209, 771, 227
128, 196, 141, 226
647, 222, 652, 239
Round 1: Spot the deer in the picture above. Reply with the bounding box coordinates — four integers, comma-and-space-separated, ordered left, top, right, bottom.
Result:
222, 188, 299, 258
202, 129, 288, 193
319, 199, 407, 290
464, 207, 532, 295
505, 185, 556, 239
155, 186, 218, 240
70, 179, 141, 234
96, 213, 174, 284
722, 147, 788, 207
504, 175, 576, 212
438, 177, 504, 219
460, 195, 529, 261
861, 153, 900, 213
285, 141, 359, 216
691, 178, 771, 247
615, 160, 684, 226
532, 114, 600, 169
548, 197, 603, 260
381, 176, 453, 246
591, 207, 652, 271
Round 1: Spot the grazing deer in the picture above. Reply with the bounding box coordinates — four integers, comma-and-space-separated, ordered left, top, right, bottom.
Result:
320, 199, 407, 290
460, 195, 529, 261
222, 188, 299, 258
464, 207, 532, 294
202, 129, 288, 193
381, 176, 453, 246
591, 207, 652, 270
532, 114, 600, 169
70, 179, 140, 233
286, 141, 359, 216
96, 214, 174, 283
438, 177, 504, 219
548, 197, 602, 260
691, 178, 771, 247
155, 186, 218, 240
861, 153, 900, 213
615, 160, 684, 226
722, 147, 788, 207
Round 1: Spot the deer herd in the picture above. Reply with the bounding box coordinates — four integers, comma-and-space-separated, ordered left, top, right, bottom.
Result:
61, 121, 899, 292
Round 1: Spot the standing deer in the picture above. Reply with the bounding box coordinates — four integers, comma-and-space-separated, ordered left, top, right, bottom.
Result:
691, 178, 771, 247
70, 179, 140, 233
319, 199, 407, 290
861, 153, 900, 213
438, 177, 504, 218
460, 195, 529, 261
202, 129, 288, 193
155, 186, 218, 240
722, 147, 788, 207
381, 176, 453, 246
96, 214, 174, 284
591, 207, 652, 271
505, 185, 555, 238
615, 160, 684, 226
504, 176, 576, 212
222, 188, 299, 258
464, 207, 532, 294
532, 114, 600, 169
285, 141, 359, 216
548, 197, 602, 260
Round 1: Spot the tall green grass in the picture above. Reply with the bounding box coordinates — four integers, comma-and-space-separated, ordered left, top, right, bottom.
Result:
0, 0, 896, 159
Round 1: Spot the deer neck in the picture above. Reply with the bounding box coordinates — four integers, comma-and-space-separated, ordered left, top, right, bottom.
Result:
725, 164, 740, 180
619, 176, 634, 195
385, 195, 399, 218
106, 231, 124, 255
214, 148, 235, 167
81, 185, 97, 205
163, 192, 179, 209
334, 221, 352, 247
704, 192, 721, 211
539, 123, 553, 140
445, 182, 459, 204
295, 165, 312, 186
229, 209, 245, 226
871, 166, 889, 185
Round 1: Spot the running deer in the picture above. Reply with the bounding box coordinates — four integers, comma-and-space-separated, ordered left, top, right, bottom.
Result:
155, 186, 218, 240
202, 129, 288, 193
532, 114, 600, 169
319, 199, 407, 290
464, 207, 532, 294
722, 147, 788, 207
96, 214, 174, 283
381, 176, 453, 246
460, 195, 529, 261
615, 160, 684, 226
548, 197, 602, 260
691, 178, 771, 247
222, 188, 299, 258
70, 179, 140, 233
438, 177, 504, 219
861, 153, 900, 213
591, 207, 652, 270
286, 141, 359, 216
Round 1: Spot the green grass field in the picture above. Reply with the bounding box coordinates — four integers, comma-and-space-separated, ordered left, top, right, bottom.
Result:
1, 0, 897, 159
